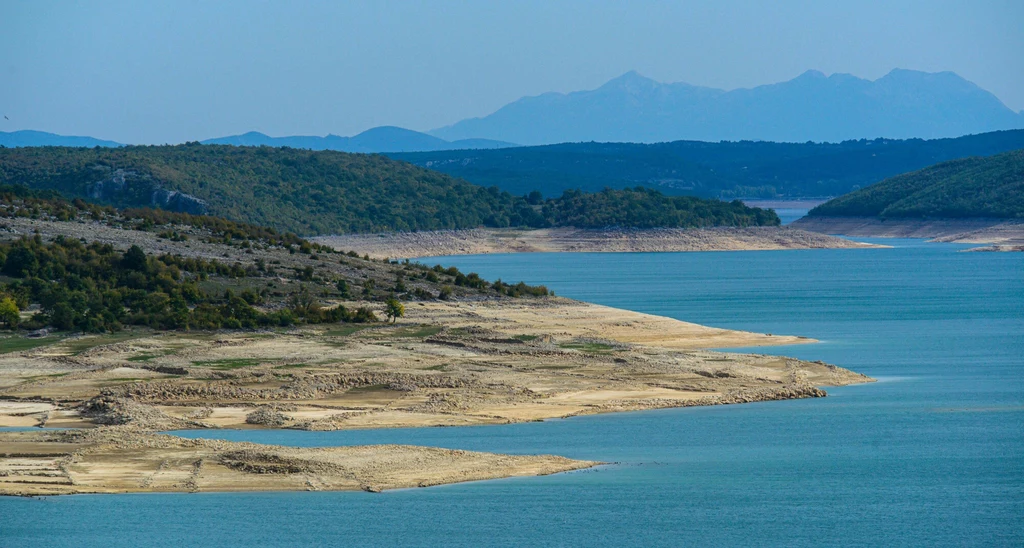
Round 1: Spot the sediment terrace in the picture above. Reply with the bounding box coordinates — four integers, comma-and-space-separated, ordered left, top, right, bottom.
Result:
312, 226, 877, 259
0, 428, 596, 495
0, 298, 872, 495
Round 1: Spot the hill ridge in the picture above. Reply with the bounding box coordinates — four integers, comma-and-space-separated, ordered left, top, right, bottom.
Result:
0, 144, 780, 235
807, 148, 1024, 219
389, 129, 1024, 200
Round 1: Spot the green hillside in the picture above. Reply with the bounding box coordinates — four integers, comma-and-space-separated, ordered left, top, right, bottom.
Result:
0, 144, 778, 233
545, 188, 777, 228
808, 149, 1024, 219
0, 184, 552, 333
389, 130, 1024, 199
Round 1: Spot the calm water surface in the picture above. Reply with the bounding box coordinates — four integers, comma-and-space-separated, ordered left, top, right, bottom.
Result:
774, 207, 810, 224
741, 199, 821, 224
2, 239, 1021, 547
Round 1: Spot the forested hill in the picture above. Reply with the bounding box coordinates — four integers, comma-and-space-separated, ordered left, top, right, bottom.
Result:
0, 145, 778, 234
388, 130, 1024, 200
807, 149, 1024, 219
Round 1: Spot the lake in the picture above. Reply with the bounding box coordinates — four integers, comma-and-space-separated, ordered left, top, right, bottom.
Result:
2, 239, 1021, 547
742, 199, 824, 224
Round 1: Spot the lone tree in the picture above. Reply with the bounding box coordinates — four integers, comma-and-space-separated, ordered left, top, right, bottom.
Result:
336, 279, 351, 299
0, 296, 19, 329
384, 297, 405, 324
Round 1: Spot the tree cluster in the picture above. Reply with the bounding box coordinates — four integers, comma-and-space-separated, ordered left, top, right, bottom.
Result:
0, 237, 369, 332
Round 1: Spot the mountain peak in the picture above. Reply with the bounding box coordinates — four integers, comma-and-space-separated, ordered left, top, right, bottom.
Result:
429, 68, 1024, 145
601, 70, 659, 90
881, 68, 968, 83
795, 69, 827, 80
354, 125, 430, 138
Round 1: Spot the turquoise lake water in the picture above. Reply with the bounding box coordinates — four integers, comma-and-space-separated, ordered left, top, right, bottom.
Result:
2, 239, 1022, 547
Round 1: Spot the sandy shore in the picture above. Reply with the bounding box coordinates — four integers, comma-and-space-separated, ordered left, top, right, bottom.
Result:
0, 296, 872, 497
312, 226, 878, 259
792, 217, 1024, 251
0, 298, 856, 432
0, 428, 597, 495
0, 294, 872, 489
414, 299, 812, 349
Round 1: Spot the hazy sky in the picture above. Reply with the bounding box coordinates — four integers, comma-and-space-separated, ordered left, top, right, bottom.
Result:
2, 0, 1021, 144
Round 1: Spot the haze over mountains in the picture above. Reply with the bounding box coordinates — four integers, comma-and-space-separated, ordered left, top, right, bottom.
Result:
0, 130, 121, 148
1, 127, 515, 153
6, 69, 1022, 151
201, 126, 516, 153
431, 69, 1024, 145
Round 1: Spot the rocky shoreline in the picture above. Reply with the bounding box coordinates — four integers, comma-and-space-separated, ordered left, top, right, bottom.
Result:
0, 427, 598, 496
312, 226, 878, 259
792, 216, 1024, 251
0, 297, 873, 496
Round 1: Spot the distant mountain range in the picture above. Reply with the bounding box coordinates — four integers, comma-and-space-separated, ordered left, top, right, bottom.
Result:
200, 126, 516, 153
1, 127, 516, 153
7, 68, 1023, 152
0, 130, 121, 148
429, 69, 1024, 145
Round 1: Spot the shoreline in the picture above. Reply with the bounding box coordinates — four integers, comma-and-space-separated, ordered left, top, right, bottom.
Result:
792, 216, 1024, 251
0, 298, 873, 496
0, 428, 600, 496
312, 226, 880, 259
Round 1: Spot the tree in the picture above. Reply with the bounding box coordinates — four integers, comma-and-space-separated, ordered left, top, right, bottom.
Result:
384, 297, 404, 324
2, 246, 38, 276
362, 278, 376, 298
336, 279, 351, 299
289, 286, 320, 319
121, 245, 148, 272
49, 302, 76, 330
0, 297, 19, 328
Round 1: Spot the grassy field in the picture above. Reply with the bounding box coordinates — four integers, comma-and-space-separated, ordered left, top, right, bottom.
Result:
61, 331, 150, 355
192, 358, 264, 370
0, 335, 63, 354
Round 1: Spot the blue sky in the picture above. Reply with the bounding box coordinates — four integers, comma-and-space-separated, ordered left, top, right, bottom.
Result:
2, 0, 1021, 144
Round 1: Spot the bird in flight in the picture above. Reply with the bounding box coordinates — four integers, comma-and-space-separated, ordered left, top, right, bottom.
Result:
3, 115, 7, 120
